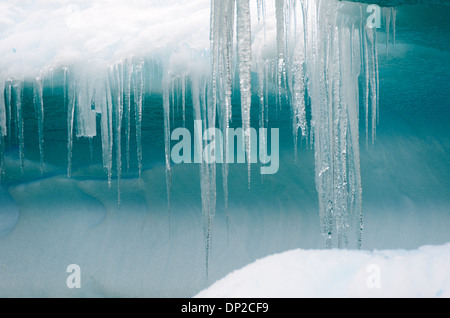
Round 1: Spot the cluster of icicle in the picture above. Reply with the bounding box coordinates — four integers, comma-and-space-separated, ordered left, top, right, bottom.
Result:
203, 0, 395, 255
0, 59, 151, 208
0, 0, 398, 269
65, 60, 148, 207
209, 0, 394, 251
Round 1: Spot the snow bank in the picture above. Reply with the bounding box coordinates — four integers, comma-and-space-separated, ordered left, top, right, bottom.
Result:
196, 243, 450, 298
0, 0, 211, 77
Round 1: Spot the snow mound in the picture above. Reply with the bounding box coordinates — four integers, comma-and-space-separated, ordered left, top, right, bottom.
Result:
0, 0, 211, 76
196, 243, 450, 298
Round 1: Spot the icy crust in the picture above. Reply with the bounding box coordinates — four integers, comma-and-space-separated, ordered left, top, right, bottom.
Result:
196, 243, 450, 298
0, 0, 392, 252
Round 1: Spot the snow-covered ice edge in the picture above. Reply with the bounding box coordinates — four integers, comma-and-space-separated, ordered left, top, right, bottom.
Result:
196, 243, 450, 298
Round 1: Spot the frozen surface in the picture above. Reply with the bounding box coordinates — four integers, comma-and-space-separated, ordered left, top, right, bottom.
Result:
196, 243, 450, 298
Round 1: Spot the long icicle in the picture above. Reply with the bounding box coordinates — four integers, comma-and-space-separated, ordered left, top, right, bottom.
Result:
275, 0, 286, 111
124, 59, 132, 172
34, 77, 45, 176
5, 80, 12, 144
0, 80, 6, 181
236, 0, 252, 189
134, 62, 144, 179
0, 80, 6, 139
290, 2, 307, 161
67, 69, 76, 178
162, 70, 172, 230
384, 7, 391, 57
108, 63, 124, 207
211, 0, 235, 240
101, 73, 113, 188
301, 1, 375, 248
13, 80, 24, 174
392, 8, 396, 47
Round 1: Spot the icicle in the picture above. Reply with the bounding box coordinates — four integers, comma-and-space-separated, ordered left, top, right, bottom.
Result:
292, 0, 297, 39
384, 7, 391, 57
392, 8, 396, 47
34, 77, 45, 176
204, 59, 217, 267
364, 24, 378, 145
124, 59, 132, 172
116, 62, 124, 206
203, 110, 218, 278
224, 0, 235, 209
75, 71, 96, 139
256, 0, 267, 39
181, 74, 186, 127
275, 0, 286, 109
0, 80, 6, 181
0, 80, 6, 138
63, 67, 68, 112
262, 0, 267, 43
363, 23, 370, 148
171, 78, 175, 126
108, 63, 124, 206
289, 4, 307, 160
256, 59, 266, 170
67, 69, 76, 178
284, 0, 291, 96
195, 17, 217, 273
265, 60, 269, 127
134, 62, 144, 179
198, 71, 217, 278
236, 0, 252, 188
374, 25, 380, 128
349, 25, 363, 249
300, 1, 373, 248
177, 77, 181, 118
96, 72, 113, 187
291, 45, 306, 160
5, 80, 12, 144
162, 71, 172, 218
335, 24, 348, 248
257, 0, 262, 22
210, 0, 219, 130
105, 77, 113, 187
211, 0, 235, 234
12, 80, 24, 174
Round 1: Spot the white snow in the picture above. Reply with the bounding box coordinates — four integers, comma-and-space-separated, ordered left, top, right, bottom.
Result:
196, 243, 450, 298
0, 0, 211, 77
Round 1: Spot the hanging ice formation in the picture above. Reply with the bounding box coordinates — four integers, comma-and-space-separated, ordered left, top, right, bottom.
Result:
384, 7, 397, 56
33, 77, 45, 176
13, 80, 25, 174
0, 80, 5, 180
210, 0, 235, 250
208, 0, 382, 249
0, 0, 384, 251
